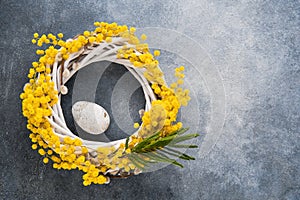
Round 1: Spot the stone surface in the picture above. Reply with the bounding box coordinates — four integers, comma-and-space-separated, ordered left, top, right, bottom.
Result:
0, 0, 299, 200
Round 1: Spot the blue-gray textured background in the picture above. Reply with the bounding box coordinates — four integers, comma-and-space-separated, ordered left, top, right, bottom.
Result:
0, 0, 299, 199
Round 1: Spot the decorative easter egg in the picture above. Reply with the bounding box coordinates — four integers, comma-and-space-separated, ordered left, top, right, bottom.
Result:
72, 101, 110, 135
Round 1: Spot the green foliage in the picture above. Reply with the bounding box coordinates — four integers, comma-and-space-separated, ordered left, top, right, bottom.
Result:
127, 128, 199, 170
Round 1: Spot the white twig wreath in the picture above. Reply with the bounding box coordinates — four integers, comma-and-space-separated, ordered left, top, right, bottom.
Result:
21, 22, 198, 186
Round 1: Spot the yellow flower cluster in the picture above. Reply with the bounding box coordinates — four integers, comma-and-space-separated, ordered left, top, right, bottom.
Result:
138, 103, 167, 137
31, 22, 133, 63
117, 47, 164, 85
119, 50, 190, 138
32, 33, 60, 67
172, 66, 191, 106
97, 143, 136, 173
21, 70, 109, 185
32, 32, 63, 47
127, 136, 143, 148
138, 83, 185, 138
116, 32, 191, 139
21, 71, 59, 145
82, 165, 107, 186
116, 34, 190, 138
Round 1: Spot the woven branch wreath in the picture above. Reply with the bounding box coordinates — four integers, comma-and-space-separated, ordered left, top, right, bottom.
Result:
20, 22, 199, 186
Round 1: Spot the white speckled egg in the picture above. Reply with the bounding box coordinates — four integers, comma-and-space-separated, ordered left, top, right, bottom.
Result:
72, 101, 110, 135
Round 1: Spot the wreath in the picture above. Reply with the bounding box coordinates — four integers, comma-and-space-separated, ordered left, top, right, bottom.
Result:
20, 22, 199, 186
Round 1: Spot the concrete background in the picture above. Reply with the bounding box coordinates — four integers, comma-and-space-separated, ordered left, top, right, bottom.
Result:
0, 0, 299, 199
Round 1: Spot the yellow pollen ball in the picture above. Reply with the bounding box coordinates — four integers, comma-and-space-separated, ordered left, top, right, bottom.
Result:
47, 150, 53, 155
133, 123, 140, 129
141, 34, 147, 40
38, 149, 46, 156
125, 149, 131, 154
83, 181, 90, 186
43, 157, 49, 164
83, 31, 90, 37
33, 33, 39, 38
57, 33, 63, 38
88, 37, 96, 43
32, 62, 39, 68
130, 27, 136, 33
94, 21, 100, 26
177, 79, 184, 85
105, 37, 112, 43
31, 144, 38, 150
154, 50, 160, 57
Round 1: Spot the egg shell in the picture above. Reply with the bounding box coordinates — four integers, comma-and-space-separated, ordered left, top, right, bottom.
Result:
72, 101, 110, 135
